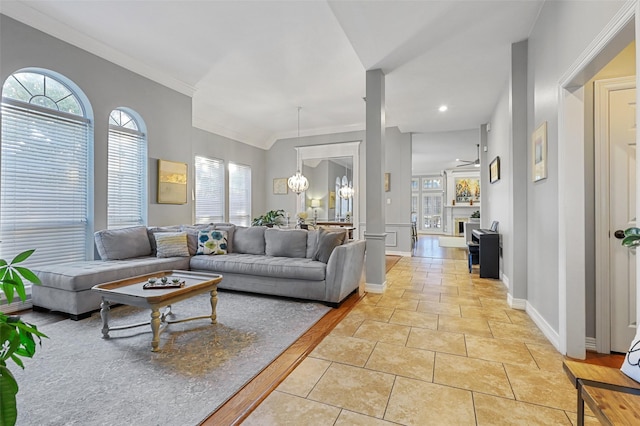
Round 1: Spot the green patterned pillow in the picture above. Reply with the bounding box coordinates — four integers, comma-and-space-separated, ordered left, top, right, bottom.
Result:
154, 232, 190, 258
196, 230, 228, 255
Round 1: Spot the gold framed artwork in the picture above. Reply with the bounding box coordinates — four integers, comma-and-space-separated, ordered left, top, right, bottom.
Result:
329, 191, 336, 209
455, 177, 480, 203
273, 178, 288, 194
384, 173, 391, 192
157, 159, 187, 204
489, 156, 501, 183
532, 121, 547, 182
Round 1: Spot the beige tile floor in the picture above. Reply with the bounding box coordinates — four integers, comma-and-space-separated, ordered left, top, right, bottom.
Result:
243, 256, 597, 425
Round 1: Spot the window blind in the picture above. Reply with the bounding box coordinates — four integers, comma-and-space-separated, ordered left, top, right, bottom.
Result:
229, 162, 251, 226
108, 125, 146, 229
1, 101, 90, 268
195, 155, 224, 224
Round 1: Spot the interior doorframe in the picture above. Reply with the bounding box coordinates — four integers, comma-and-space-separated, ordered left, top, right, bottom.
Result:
558, 2, 636, 358
595, 76, 636, 354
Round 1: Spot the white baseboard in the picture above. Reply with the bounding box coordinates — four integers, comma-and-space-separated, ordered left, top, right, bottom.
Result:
507, 294, 526, 310
365, 281, 387, 294
526, 301, 561, 352
585, 337, 597, 352
501, 273, 510, 291
386, 250, 411, 257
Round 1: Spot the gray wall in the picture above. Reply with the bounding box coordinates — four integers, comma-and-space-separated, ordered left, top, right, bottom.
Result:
266, 126, 412, 253
385, 127, 412, 253
526, 0, 625, 334
1, 15, 266, 241
265, 130, 365, 221
482, 1, 626, 335
486, 86, 511, 281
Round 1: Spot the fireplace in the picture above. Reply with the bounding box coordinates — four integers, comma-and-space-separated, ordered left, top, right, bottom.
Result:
454, 218, 468, 236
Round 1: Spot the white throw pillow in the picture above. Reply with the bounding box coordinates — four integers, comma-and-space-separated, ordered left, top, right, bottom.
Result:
154, 232, 190, 258
621, 328, 640, 383
196, 230, 228, 255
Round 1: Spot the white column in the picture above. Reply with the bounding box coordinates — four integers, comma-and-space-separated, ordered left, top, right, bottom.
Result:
364, 69, 387, 293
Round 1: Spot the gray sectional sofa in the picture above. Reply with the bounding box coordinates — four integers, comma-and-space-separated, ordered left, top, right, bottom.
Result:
31, 223, 366, 320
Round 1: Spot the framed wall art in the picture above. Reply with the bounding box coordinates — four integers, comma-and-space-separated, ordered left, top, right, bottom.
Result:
532, 122, 547, 182
329, 191, 336, 209
273, 178, 288, 194
384, 173, 391, 192
455, 177, 480, 204
489, 156, 501, 183
157, 159, 187, 204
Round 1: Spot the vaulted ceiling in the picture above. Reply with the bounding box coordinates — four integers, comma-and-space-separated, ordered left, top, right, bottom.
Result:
0, 0, 543, 154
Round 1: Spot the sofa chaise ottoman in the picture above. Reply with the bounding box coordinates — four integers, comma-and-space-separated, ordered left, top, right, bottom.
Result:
31, 224, 366, 320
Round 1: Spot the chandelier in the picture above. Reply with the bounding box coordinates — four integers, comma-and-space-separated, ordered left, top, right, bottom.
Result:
339, 164, 354, 199
339, 183, 354, 199
288, 107, 309, 194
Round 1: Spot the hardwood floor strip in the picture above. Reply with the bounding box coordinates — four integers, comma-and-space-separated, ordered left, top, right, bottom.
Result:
412, 234, 467, 260
201, 289, 363, 426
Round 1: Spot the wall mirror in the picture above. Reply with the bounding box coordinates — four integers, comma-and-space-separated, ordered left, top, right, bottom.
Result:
296, 141, 360, 238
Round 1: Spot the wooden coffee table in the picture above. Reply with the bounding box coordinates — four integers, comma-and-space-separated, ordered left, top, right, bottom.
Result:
92, 270, 223, 352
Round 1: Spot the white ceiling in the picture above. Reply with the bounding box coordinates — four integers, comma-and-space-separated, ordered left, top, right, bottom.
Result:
0, 0, 543, 154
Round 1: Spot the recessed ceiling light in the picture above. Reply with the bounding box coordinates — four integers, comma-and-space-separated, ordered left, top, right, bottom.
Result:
438, 105, 448, 112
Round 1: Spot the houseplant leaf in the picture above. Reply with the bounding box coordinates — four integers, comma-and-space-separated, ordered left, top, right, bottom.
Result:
621, 228, 640, 247
12, 267, 40, 286
9, 250, 35, 265
0, 248, 47, 425
0, 365, 18, 426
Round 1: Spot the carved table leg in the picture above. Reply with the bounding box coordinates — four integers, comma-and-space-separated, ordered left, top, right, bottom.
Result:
210, 288, 218, 324
100, 298, 111, 339
150, 308, 161, 352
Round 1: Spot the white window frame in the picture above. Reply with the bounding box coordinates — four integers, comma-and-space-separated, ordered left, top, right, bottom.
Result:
107, 109, 147, 229
1, 70, 92, 311
228, 162, 251, 226
194, 155, 225, 224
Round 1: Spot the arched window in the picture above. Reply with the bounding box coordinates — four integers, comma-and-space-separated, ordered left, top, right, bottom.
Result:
108, 108, 147, 229
1, 70, 92, 268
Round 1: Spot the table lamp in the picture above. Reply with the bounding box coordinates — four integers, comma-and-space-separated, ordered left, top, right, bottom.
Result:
311, 199, 320, 223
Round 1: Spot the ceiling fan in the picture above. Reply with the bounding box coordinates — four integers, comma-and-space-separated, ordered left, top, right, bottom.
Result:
456, 144, 480, 167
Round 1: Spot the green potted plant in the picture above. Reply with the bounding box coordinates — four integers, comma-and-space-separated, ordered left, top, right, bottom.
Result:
252, 209, 286, 227
622, 227, 640, 248
0, 249, 47, 426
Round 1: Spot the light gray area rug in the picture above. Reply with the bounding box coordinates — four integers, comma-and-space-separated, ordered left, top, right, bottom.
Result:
14, 291, 331, 425
438, 236, 467, 248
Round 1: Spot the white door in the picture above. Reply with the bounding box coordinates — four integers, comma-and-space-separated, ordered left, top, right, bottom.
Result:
609, 86, 637, 352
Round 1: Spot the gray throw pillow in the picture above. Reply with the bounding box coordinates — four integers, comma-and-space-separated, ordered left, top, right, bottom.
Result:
233, 226, 266, 255
265, 228, 307, 258
214, 224, 236, 253
181, 225, 214, 255
313, 228, 346, 263
95, 226, 152, 260
306, 230, 320, 258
